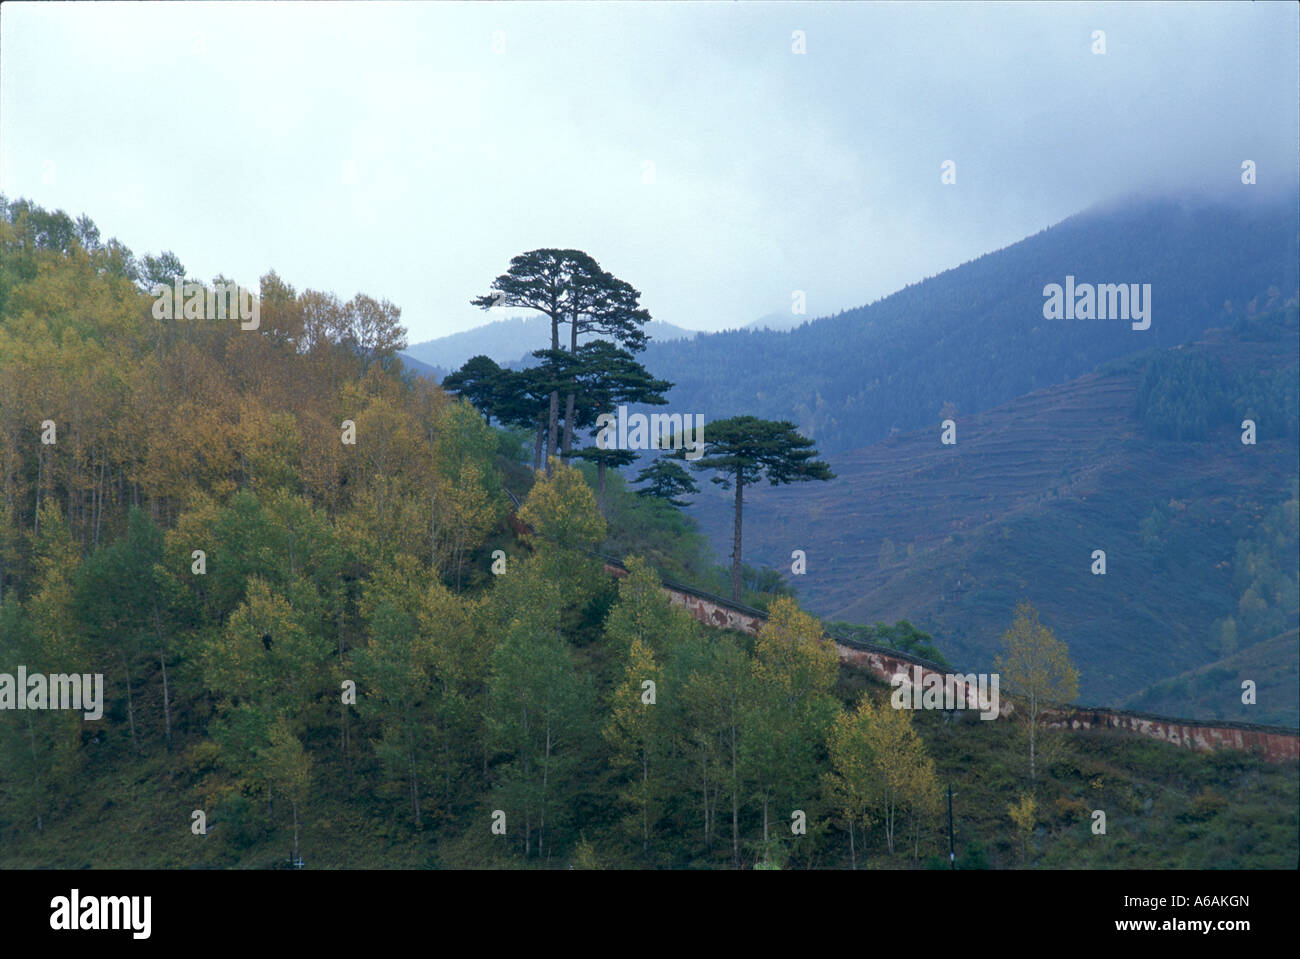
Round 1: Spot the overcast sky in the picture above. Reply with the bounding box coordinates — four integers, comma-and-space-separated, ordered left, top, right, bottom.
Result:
3, 1, 1296, 343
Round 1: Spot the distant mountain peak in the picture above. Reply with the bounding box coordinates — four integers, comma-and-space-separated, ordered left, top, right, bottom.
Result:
405, 316, 698, 369
745, 311, 809, 332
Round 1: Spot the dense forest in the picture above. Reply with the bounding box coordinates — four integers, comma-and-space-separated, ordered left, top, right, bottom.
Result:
0, 198, 1295, 870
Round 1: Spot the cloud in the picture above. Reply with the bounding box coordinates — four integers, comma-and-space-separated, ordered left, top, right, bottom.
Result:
3, 1, 1294, 341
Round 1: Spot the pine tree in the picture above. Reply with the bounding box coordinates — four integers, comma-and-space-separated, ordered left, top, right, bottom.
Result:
675, 416, 833, 602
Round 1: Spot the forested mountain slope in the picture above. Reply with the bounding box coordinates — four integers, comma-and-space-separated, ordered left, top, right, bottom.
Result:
644, 193, 1299, 456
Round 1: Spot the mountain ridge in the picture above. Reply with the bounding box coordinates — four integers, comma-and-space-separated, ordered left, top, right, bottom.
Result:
406, 315, 698, 370
640, 192, 1299, 456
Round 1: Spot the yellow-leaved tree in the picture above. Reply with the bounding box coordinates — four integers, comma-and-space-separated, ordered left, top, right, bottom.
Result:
262, 714, 313, 866
995, 600, 1079, 782
747, 597, 839, 851
518, 458, 607, 607
603, 636, 663, 862
518, 457, 605, 550
861, 696, 940, 857
1007, 790, 1036, 863
823, 696, 875, 869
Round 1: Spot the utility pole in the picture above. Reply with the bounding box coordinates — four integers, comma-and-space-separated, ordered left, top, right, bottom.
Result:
948, 784, 955, 870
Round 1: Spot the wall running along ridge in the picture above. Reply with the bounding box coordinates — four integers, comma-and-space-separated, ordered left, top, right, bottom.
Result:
601, 560, 1300, 763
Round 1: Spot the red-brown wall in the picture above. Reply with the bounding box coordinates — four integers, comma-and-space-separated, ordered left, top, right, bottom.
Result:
649, 576, 1298, 763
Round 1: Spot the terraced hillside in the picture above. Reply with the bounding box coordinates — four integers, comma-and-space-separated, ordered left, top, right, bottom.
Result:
687, 314, 1299, 714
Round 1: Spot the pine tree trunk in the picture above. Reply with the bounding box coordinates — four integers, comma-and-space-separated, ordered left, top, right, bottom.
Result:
545, 311, 561, 476
731, 473, 744, 603
563, 390, 576, 462
546, 390, 558, 476
562, 313, 578, 458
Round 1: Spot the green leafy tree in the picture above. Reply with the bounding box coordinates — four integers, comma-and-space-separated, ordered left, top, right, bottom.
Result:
75, 508, 175, 752
673, 632, 751, 867
485, 560, 591, 860
352, 555, 438, 827
0, 505, 86, 834
262, 714, 313, 863
601, 556, 700, 861
826, 619, 949, 668
420, 580, 493, 814
201, 578, 332, 812
139, 250, 186, 292
601, 556, 697, 662
743, 598, 839, 847
603, 636, 663, 862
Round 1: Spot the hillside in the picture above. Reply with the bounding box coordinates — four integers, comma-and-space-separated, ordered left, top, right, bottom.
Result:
642, 193, 1299, 456
6, 658, 1295, 870
397, 352, 449, 383
1123, 629, 1300, 729
686, 307, 1300, 716
1, 197, 1295, 874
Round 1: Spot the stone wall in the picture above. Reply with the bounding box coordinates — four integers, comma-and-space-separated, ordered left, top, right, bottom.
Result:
645, 571, 1298, 763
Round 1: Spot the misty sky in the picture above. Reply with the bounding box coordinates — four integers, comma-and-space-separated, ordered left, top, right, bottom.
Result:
3, 1, 1296, 344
